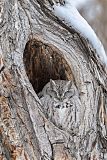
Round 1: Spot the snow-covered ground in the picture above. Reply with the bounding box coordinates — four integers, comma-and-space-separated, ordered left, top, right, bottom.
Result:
53, 0, 107, 65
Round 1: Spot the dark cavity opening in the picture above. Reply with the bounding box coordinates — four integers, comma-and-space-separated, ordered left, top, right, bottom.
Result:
23, 39, 73, 93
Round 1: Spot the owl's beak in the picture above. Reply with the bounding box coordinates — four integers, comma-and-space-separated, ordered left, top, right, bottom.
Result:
59, 96, 64, 101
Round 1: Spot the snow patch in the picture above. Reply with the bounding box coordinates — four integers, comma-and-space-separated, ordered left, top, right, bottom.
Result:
53, 0, 107, 65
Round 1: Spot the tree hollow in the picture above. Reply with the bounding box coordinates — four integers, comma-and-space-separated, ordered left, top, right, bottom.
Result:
23, 39, 73, 93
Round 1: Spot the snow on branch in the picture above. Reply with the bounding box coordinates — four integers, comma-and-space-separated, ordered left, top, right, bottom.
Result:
53, 0, 107, 66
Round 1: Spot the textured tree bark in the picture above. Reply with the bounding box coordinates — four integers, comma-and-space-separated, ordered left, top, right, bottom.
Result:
0, 0, 107, 159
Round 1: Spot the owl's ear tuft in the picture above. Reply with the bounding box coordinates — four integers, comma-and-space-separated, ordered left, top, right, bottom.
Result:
50, 79, 57, 91
64, 81, 72, 91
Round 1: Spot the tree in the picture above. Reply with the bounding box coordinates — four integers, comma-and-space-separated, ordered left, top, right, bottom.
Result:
0, 0, 107, 159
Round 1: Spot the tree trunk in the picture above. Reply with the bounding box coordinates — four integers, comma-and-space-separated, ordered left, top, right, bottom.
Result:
0, 0, 107, 159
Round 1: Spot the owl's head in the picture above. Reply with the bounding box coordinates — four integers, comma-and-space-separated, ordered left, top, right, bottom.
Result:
48, 79, 74, 102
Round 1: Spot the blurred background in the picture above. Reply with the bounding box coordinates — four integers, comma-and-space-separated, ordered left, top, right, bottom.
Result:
74, 0, 107, 53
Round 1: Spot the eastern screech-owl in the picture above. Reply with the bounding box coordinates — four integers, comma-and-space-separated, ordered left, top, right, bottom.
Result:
39, 79, 81, 133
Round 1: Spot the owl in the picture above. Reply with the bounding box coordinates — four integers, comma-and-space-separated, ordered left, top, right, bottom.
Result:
39, 79, 81, 133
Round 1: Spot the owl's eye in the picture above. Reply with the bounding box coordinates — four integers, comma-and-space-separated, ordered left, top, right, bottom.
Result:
48, 90, 58, 98
64, 90, 74, 98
